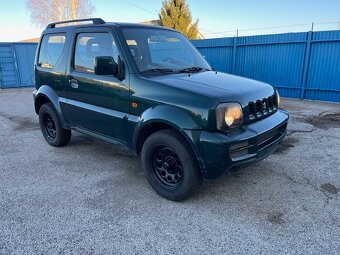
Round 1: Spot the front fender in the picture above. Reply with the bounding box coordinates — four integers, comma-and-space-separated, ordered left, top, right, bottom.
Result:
130, 104, 205, 170
33, 85, 67, 127
139, 104, 201, 128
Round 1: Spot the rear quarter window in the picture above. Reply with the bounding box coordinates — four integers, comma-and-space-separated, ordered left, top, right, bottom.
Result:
38, 34, 66, 69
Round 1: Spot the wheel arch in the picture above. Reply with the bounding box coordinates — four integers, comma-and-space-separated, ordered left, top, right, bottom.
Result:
132, 105, 206, 172
34, 85, 67, 127
34, 94, 51, 114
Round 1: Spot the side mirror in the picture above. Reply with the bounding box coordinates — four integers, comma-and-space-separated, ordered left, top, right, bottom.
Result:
95, 56, 118, 76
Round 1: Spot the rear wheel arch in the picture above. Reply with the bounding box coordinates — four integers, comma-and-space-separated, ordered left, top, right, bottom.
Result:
38, 103, 71, 147
34, 86, 67, 128
34, 94, 66, 127
34, 94, 51, 114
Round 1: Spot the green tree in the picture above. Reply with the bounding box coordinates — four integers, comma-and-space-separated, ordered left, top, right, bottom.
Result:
159, 0, 199, 39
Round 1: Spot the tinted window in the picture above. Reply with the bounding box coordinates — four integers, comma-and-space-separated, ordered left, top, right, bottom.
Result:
122, 28, 210, 73
38, 34, 66, 69
74, 33, 119, 73
148, 37, 191, 63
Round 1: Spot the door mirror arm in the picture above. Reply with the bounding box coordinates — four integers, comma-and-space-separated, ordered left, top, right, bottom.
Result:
117, 56, 125, 81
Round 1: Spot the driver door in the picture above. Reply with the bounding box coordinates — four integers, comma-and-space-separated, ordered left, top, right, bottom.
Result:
63, 28, 130, 143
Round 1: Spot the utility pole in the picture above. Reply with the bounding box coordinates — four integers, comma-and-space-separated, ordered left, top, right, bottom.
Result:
71, 0, 78, 20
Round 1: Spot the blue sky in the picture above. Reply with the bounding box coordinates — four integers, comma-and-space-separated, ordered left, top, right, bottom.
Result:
1, 0, 339, 41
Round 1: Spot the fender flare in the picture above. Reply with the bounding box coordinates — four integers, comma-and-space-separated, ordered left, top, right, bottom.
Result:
132, 104, 205, 171
34, 85, 67, 127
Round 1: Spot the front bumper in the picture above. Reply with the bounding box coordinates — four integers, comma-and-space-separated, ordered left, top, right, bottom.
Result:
185, 109, 289, 179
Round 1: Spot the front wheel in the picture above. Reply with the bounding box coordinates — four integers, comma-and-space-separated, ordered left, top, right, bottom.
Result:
39, 103, 71, 147
141, 129, 202, 201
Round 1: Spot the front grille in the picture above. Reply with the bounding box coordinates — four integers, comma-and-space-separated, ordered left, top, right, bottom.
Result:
247, 95, 277, 121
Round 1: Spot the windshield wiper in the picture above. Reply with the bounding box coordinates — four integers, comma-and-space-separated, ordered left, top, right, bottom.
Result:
140, 68, 175, 75
179, 67, 211, 73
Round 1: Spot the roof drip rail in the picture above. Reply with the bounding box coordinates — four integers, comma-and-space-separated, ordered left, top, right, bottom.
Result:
46, 18, 105, 29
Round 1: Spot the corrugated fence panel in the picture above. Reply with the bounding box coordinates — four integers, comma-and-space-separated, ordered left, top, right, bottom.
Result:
1, 32, 340, 102
235, 40, 306, 99
192, 38, 234, 73
0, 43, 19, 88
191, 30, 340, 102
197, 46, 233, 73
14, 43, 38, 87
312, 30, 340, 41
305, 31, 340, 101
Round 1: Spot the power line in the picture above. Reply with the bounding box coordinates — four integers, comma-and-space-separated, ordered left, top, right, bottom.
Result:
119, 0, 158, 16
202, 23, 311, 35
201, 21, 340, 35
114, 3, 340, 36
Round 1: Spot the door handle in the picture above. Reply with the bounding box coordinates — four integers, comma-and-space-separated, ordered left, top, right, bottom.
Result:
69, 79, 78, 89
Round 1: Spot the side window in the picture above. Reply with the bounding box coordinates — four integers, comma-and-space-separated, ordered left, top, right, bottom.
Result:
74, 32, 118, 73
38, 34, 66, 69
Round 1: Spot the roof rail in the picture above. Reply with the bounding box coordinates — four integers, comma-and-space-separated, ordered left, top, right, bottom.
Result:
46, 18, 105, 29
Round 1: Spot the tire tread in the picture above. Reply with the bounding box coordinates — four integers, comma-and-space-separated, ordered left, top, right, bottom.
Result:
141, 129, 202, 201
39, 103, 71, 147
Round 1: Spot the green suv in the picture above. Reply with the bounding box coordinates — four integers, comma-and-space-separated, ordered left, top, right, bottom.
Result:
33, 18, 289, 200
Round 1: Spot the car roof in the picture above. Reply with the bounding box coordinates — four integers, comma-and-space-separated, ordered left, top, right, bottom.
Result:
43, 19, 176, 34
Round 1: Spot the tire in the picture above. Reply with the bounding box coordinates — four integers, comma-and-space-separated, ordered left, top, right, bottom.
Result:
39, 103, 71, 147
141, 129, 202, 201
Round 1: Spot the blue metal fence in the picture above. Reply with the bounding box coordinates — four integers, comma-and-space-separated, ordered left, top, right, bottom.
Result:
1, 31, 340, 102
192, 30, 340, 102
0, 43, 37, 89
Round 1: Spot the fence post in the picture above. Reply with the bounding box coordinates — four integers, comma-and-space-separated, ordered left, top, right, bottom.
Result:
11, 43, 21, 87
231, 32, 238, 74
0, 64, 2, 89
300, 31, 313, 99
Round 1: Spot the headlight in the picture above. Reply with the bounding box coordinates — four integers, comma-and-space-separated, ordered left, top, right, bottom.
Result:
276, 89, 280, 107
216, 103, 243, 130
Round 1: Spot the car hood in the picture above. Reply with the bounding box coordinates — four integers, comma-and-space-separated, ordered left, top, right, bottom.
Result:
152, 71, 275, 106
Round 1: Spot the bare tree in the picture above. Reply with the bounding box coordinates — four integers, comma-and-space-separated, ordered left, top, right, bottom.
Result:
26, 0, 95, 28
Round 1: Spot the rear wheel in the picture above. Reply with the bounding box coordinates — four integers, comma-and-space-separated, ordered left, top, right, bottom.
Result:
141, 129, 202, 201
39, 103, 71, 147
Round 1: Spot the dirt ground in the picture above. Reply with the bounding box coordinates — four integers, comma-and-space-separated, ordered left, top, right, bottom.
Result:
0, 89, 339, 254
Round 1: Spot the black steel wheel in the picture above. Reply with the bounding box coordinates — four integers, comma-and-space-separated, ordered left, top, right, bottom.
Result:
151, 146, 184, 187
43, 113, 57, 141
39, 103, 71, 147
141, 129, 202, 201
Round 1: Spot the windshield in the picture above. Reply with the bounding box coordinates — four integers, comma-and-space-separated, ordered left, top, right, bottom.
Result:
122, 27, 211, 74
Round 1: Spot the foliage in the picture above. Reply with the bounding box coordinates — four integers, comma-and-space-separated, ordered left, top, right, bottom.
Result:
159, 0, 199, 39
26, 0, 94, 28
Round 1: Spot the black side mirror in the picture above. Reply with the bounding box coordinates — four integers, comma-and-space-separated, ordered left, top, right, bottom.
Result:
95, 56, 118, 76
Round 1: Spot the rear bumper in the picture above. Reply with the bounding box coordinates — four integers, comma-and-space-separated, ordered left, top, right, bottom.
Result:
185, 109, 289, 179
33, 90, 38, 113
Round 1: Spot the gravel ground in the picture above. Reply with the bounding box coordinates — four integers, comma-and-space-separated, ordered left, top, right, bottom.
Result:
0, 88, 339, 255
